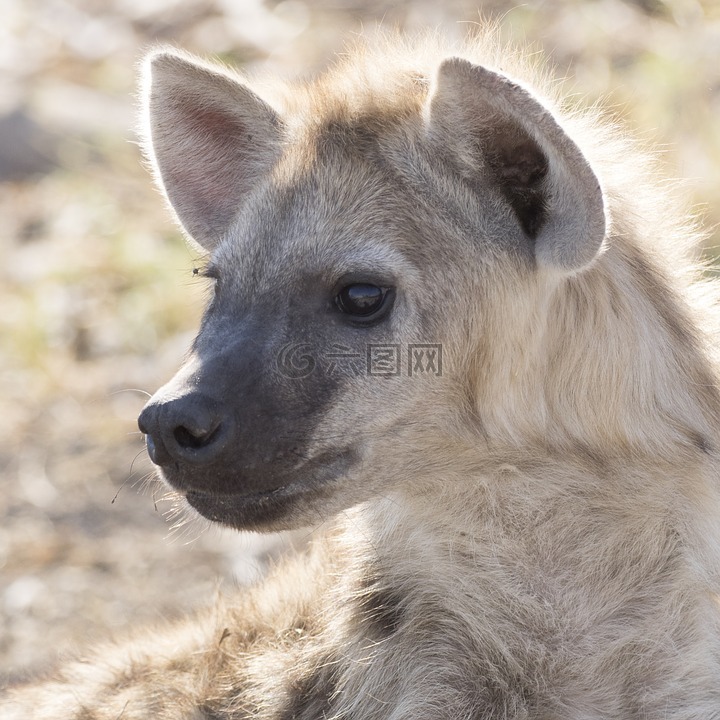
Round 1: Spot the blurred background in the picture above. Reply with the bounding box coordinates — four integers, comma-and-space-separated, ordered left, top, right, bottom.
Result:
1, 0, 719, 684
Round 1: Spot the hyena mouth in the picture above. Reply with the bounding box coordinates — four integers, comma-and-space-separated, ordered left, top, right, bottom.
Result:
181, 450, 356, 529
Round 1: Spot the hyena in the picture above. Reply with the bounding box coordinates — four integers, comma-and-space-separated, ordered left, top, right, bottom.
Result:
4, 30, 720, 719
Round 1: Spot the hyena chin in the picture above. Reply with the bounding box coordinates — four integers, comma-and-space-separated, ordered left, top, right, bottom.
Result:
5, 29, 720, 720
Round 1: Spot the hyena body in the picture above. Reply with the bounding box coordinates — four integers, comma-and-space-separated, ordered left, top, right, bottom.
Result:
5, 31, 720, 719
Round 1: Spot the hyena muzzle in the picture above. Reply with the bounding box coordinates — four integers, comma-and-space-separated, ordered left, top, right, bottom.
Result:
4, 32, 720, 720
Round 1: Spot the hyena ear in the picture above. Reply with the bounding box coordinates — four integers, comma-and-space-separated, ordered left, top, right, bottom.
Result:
428, 57, 606, 272
140, 50, 283, 250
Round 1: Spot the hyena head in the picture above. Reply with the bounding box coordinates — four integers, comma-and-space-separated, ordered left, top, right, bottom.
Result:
137, 41, 606, 532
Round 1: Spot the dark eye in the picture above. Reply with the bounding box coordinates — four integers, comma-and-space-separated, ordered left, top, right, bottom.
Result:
335, 283, 392, 321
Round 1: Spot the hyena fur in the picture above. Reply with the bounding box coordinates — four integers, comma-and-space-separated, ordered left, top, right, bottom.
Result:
4, 29, 720, 720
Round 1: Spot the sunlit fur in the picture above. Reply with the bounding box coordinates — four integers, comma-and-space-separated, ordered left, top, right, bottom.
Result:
4, 27, 720, 719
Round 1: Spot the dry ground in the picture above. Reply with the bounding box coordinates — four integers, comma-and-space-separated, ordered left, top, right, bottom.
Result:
1, 0, 719, 685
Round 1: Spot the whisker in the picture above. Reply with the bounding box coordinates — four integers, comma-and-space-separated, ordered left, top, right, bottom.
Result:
110, 388, 153, 399
129, 448, 149, 477
111, 478, 129, 505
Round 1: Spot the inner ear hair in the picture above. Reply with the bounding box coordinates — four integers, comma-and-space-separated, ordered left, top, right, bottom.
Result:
483, 122, 549, 239
429, 57, 606, 273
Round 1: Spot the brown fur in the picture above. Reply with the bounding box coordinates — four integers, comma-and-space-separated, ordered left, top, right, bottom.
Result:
3, 28, 720, 719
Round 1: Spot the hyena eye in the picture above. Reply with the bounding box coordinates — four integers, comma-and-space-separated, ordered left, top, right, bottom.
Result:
335, 283, 393, 321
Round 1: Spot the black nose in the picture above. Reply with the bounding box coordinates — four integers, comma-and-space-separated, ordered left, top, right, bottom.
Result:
138, 394, 231, 466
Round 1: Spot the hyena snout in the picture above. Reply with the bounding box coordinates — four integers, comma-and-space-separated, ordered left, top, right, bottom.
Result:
138, 392, 234, 468
136, 359, 357, 530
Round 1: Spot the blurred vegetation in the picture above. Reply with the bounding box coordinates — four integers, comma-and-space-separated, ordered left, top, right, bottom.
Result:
1, 0, 718, 681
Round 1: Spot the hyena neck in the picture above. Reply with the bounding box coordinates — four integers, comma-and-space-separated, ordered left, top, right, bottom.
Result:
328, 464, 720, 713
480, 237, 720, 462
351, 464, 714, 604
